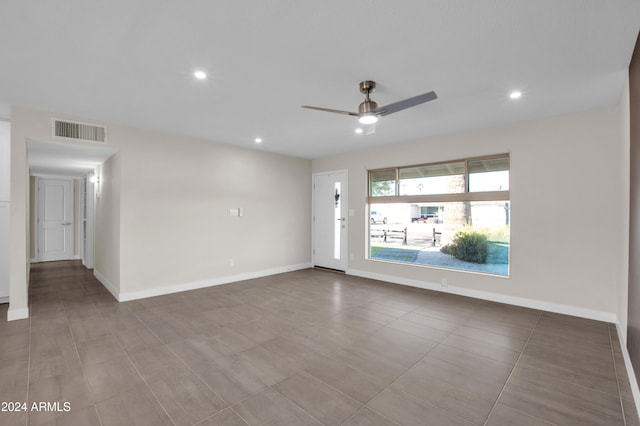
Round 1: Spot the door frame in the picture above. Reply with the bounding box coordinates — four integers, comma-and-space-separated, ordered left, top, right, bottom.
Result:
34, 175, 76, 263
80, 173, 95, 269
312, 169, 348, 271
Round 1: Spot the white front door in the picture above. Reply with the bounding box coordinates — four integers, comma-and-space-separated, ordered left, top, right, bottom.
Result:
38, 178, 74, 262
313, 171, 348, 271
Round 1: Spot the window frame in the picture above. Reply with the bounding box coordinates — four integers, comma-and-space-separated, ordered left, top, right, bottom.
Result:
367, 154, 511, 276
368, 154, 510, 204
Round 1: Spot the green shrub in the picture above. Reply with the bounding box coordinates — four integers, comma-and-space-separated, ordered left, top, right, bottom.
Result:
450, 230, 488, 263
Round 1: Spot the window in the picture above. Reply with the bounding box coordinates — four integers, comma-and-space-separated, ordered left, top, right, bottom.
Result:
369, 169, 397, 196
368, 155, 510, 276
399, 162, 465, 195
468, 157, 510, 192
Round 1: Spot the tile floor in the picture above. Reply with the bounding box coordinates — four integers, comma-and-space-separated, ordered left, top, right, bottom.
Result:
1, 260, 638, 425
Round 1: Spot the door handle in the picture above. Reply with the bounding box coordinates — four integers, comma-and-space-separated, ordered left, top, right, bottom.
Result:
337, 218, 346, 222
61, 222, 72, 226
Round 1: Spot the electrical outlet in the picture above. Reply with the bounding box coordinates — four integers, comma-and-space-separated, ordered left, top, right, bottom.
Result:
441, 278, 448, 287
229, 258, 235, 267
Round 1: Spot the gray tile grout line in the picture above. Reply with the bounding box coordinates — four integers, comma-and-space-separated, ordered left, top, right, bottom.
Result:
312, 298, 450, 425
507, 319, 629, 423
203, 291, 406, 424
342, 309, 475, 426
124, 301, 287, 425
122, 308, 197, 426
228, 406, 252, 426
194, 334, 328, 424
477, 313, 620, 425
62, 296, 105, 426
267, 385, 328, 426
69, 272, 177, 425
335, 296, 507, 424
339, 406, 401, 426
272, 368, 386, 426
610, 325, 629, 426
522, 320, 629, 395
25, 300, 32, 426
191, 406, 250, 426
367, 300, 537, 421
211, 330, 360, 425
179, 296, 398, 425
481, 310, 546, 426
93, 305, 179, 426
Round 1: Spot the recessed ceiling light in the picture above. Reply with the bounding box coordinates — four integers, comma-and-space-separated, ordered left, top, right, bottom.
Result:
254, 137, 262, 143
355, 128, 363, 134
194, 70, 207, 80
509, 91, 522, 99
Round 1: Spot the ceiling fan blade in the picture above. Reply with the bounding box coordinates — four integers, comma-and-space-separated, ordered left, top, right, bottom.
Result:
301, 106, 359, 116
375, 91, 438, 116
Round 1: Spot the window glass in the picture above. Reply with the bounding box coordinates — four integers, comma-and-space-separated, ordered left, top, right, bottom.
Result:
368, 201, 509, 276
468, 157, 509, 192
369, 169, 396, 196
399, 162, 465, 195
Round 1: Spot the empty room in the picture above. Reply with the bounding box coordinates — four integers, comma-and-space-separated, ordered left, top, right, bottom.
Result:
2, 1, 640, 425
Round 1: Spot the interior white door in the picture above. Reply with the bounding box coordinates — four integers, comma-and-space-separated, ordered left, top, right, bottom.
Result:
313, 171, 348, 271
38, 178, 74, 262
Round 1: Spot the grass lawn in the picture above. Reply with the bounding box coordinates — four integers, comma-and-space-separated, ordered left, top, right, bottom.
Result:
370, 246, 420, 262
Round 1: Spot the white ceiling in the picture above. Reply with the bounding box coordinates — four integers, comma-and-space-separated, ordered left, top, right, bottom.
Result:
1, 1, 639, 160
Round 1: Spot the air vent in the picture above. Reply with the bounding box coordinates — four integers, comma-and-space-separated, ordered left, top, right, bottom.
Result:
53, 119, 107, 143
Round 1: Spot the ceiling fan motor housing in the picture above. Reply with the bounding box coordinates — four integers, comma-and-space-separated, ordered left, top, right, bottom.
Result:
358, 100, 378, 114
358, 81, 378, 114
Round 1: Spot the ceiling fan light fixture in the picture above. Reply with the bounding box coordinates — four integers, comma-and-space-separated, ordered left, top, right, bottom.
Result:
301, 81, 437, 137
358, 114, 378, 125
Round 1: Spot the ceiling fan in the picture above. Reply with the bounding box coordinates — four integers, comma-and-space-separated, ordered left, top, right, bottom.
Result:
302, 80, 437, 134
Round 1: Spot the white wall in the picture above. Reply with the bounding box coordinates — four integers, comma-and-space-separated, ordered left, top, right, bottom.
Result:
620, 77, 631, 339
8, 107, 31, 320
94, 156, 121, 294
0, 121, 10, 301
110, 124, 312, 297
313, 106, 625, 320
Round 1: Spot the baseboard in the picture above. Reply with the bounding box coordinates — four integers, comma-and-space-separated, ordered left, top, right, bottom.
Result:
107, 263, 312, 302
93, 269, 120, 301
30, 255, 80, 263
615, 322, 640, 423
346, 268, 616, 323
0, 296, 8, 304
7, 306, 29, 321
